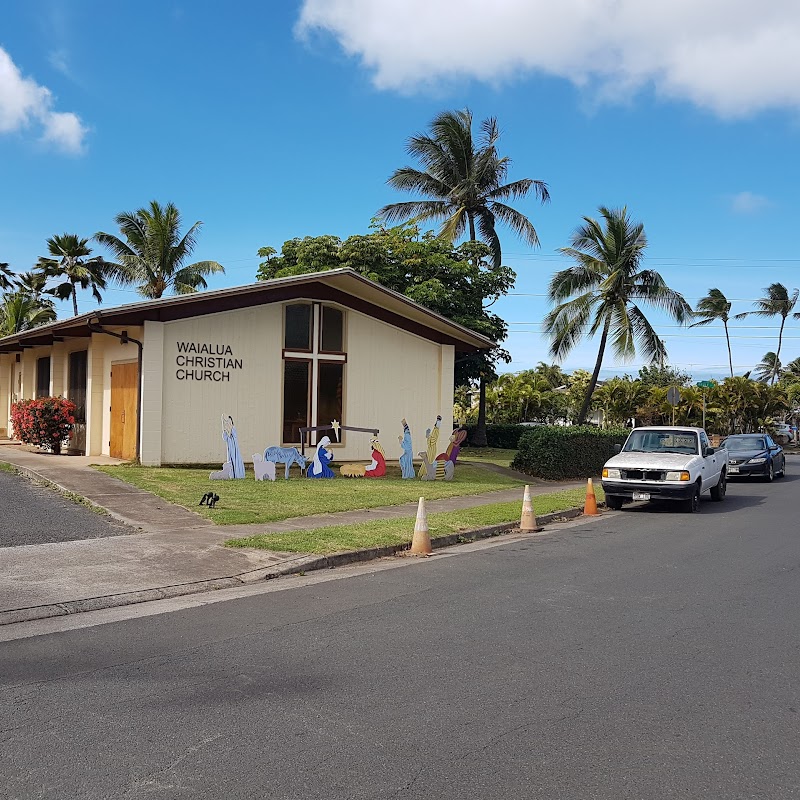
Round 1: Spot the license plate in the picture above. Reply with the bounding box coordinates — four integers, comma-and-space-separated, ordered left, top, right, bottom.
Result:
728, 466, 739, 474
632, 491, 650, 501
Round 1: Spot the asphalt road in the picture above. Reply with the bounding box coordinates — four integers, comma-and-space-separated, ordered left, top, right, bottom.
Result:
0, 470, 129, 546
2, 472, 799, 799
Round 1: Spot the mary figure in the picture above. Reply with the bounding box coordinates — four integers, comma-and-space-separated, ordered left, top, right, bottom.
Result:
308, 435, 335, 479
222, 415, 246, 479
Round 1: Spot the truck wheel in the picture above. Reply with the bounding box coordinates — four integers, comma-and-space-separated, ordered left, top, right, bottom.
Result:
606, 495, 624, 510
710, 470, 727, 501
682, 483, 701, 513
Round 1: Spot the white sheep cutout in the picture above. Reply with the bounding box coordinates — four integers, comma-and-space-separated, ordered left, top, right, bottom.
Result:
252, 453, 277, 482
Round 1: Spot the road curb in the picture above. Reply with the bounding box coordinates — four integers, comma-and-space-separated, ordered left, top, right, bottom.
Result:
0, 506, 594, 626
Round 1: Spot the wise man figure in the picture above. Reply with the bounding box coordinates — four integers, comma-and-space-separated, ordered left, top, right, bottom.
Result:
418, 415, 442, 479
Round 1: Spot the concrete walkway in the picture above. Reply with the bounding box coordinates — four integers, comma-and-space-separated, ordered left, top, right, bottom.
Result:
0, 444, 583, 623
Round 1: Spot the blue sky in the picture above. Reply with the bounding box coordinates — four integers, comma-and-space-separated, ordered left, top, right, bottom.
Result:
2, 1, 800, 381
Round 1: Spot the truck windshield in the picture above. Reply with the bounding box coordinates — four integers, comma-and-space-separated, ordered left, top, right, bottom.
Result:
622, 430, 699, 455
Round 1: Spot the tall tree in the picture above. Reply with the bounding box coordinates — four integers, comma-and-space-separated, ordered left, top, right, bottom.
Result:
735, 283, 800, 384
753, 351, 781, 383
544, 206, 691, 425
533, 362, 566, 388
257, 223, 513, 424
634, 363, 692, 388
376, 109, 549, 269
592, 377, 647, 427
95, 200, 224, 299
13, 270, 49, 300
37, 233, 107, 317
0, 262, 14, 291
376, 109, 548, 445
690, 288, 735, 377
0, 292, 56, 336
781, 356, 800, 383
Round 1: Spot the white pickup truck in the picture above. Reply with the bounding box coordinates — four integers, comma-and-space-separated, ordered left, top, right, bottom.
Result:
601, 426, 728, 513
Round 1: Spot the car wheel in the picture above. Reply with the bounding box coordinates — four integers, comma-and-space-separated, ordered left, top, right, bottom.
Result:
764, 461, 775, 482
606, 495, 624, 510
777, 458, 786, 478
710, 470, 727, 501
682, 484, 701, 513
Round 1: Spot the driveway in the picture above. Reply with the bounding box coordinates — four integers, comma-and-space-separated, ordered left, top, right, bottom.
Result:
0, 470, 131, 547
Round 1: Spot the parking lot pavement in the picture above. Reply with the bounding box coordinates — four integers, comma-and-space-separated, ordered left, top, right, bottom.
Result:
0, 471, 132, 547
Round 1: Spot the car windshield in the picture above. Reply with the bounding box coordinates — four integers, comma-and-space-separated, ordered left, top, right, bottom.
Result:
622, 430, 699, 455
723, 437, 766, 452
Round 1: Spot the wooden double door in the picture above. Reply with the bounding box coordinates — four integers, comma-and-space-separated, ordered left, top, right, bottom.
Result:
110, 361, 138, 460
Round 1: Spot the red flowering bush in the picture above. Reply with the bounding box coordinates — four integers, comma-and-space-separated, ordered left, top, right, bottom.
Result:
11, 397, 76, 455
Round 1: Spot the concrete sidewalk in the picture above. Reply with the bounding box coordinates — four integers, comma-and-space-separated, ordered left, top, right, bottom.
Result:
0, 444, 584, 624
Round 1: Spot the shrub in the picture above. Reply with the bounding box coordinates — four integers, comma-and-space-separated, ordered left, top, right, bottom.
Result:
465, 424, 530, 449
11, 397, 76, 455
512, 425, 629, 480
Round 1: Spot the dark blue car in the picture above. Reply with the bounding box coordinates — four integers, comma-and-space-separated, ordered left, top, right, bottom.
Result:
721, 434, 786, 481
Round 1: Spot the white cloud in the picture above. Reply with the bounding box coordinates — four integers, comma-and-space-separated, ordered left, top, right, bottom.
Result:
729, 191, 770, 214
296, 0, 800, 117
0, 46, 88, 153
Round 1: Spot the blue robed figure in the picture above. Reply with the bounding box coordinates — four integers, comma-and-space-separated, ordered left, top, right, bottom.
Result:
222, 415, 246, 479
308, 436, 335, 479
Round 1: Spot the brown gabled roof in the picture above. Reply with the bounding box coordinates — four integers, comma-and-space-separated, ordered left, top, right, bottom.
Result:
0, 269, 494, 354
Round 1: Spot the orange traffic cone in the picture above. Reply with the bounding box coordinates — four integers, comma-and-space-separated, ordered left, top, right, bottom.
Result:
409, 497, 433, 556
584, 477, 599, 516
520, 485, 543, 532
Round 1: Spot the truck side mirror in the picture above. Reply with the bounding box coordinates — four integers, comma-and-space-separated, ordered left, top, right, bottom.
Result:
613, 444, 621, 453
705, 446, 715, 456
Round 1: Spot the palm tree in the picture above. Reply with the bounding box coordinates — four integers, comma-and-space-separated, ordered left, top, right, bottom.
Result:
735, 283, 800, 384
37, 233, 108, 317
0, 263, 14, 291
690, 288, 735, 377
95, 200, 224, 299
377, 109, 549, 268
533, 362, 566, 388
377, 110, 549, 446
753, 352, 781, 383
0, 292, 56, 336
14, 270, 48, 299
781, 356, 800, 383
592, 378, 647, 427
544, 207, 691, 425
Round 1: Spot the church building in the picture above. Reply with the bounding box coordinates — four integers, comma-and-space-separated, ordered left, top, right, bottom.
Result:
0, 269, 491, 466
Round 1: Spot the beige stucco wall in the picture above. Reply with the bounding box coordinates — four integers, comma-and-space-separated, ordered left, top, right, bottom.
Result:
2, 304, 459, 465
153, 306, 284, 466
99, 331, 142, 457
149, 303, 456, 466
1, 327, 142, 454
345, 312, 454, 464
0, 354, 11, 436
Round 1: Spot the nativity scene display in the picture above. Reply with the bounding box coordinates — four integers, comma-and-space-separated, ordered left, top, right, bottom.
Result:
208, 414, 466, 483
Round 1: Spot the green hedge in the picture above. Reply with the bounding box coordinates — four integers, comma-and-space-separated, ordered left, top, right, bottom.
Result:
465, 424, 531, 449
512, 425, 629, 480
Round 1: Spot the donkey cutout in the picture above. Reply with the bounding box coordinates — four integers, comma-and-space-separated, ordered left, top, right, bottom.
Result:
263, 446, 307, 480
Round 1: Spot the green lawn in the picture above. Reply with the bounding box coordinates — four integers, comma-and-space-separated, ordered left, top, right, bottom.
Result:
95, 462, 525, 525
225, 487, 601, 555
459, 447, 518, 468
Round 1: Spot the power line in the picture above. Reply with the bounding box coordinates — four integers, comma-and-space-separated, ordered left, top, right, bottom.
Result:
504, 252, 800, 264
507, 322, 800, 330
506, 293, 798, 302
507, 331, 800, 340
